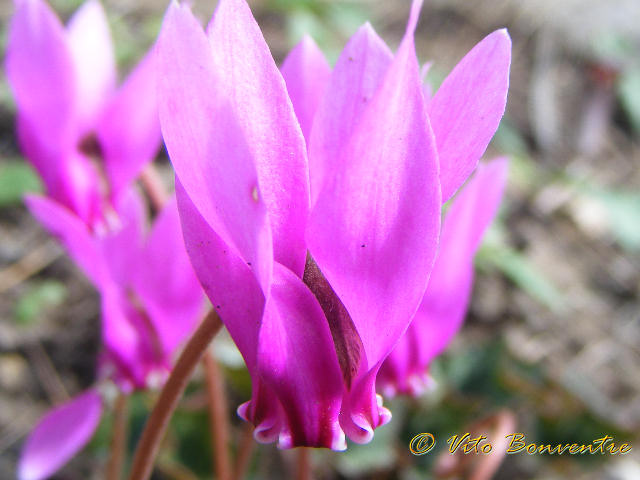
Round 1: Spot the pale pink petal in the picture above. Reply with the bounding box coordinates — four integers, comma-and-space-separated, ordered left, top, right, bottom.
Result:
24, 194, 105, 286
207, 0, 309, 277
157, 2, 273, 292
429, 30, 511, 201
308, 0, 440, 371
131, 196, 203, 357
98, 48, 161, 199
18, 389, 102, 480
280, 35, 331, 144
66, 0, 116, 132
256, 263, 345, 449
308, 22, 392, 203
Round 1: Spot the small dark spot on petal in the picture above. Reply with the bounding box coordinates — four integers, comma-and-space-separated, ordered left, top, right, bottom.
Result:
216, 305, 221, 309
348, 56, 354, 61
247, 262, 252, 266
361, 244, 366, 248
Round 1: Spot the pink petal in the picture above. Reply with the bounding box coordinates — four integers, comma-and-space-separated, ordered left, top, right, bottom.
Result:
6, 0, 102, 221
308, 22, 392, 204
131, 196, 203, 357
176, 181, 265, 374
97, 187, 146, 288
18, 389, 102, 480
207, 0, 309, 277
6, 0, 76, 152
307, 0, 440, 371
280, 35, 331, 144
157, 2, 273, 292
380, 157, 508, 396
98, 47, 161, 200
66, 0, 116, 132
100, 285, 156, 390
429, 30, 511, 202
24, 194, 105, 286
256, 263, 345, 449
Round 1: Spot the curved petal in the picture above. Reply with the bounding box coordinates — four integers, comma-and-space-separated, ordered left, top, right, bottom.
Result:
176, 181, 265, 375
308, 22, 392, 204
97, 187, 146, 287
207, 0, 309, 277
256, 263, 345, 449
100, 283, 169, 391
308, 0, 440, 372
98, 47, 161, 199
18, 389, 102, 480
6, 0, 77, 154
429, 30, 511, 202
280, 35, 331, 144
66, 0, 116, 132
380, 157, 509, 396
157, 2, 273, 292
18, 124, 100, 224
24, 194, 105, 286
131, 196, 203, 357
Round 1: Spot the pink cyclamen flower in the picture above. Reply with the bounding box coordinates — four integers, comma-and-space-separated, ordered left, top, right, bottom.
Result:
18, 191, 203, 480
6, 0, 160, 229
157, 0, 510, 449
378, 157, 509, 397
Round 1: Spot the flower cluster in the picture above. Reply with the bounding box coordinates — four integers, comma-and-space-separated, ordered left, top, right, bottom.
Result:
7, 1, 203, 479
7, 0, 512, 476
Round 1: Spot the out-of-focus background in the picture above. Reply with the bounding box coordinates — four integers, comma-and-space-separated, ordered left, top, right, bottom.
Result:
1, 0, 639, 478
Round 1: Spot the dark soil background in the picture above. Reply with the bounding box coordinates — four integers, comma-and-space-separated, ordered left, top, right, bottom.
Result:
1, 0, 639, 479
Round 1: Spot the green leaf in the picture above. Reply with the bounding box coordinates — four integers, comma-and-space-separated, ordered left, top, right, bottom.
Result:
14, 281, 67, 325
0, 161, 43, 207
477, 238, 566, 313
618, 67, 640, 133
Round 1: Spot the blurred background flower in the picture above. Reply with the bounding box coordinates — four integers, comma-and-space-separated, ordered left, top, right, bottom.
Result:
1, 0, 639, 479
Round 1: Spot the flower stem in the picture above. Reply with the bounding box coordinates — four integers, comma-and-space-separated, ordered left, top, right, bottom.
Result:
233, 423, 255, 480
203, 351, 232, 480
127, 309, 223, 480
295, 448, 312, 480
107, 392, 129, 480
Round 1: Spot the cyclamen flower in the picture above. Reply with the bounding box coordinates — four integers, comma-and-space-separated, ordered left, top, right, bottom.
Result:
158, 0, 510, 449
19, 192, 203, 480
378, 158, 509, 397
6, 0, 160, 228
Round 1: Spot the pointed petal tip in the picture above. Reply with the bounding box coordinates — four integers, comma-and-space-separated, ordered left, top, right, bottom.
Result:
407, 0, 424, 35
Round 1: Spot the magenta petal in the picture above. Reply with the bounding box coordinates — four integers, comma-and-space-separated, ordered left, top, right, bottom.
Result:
6, 0, 76, 152
18, 389, 102, 480
97, 188, 146, 287
131, 196, 203, 357
98, 47, 161, 199
308, 0, 440, 370
257, 263, 345, 449
157, 2, 273, 292
207, 0, 309, 277
308, 22, 392, 204
176, 181, 265, 374
66, 0, 116, 132
24, 194, 105, 286
380, 157, 508, 396
429, 30, 511, 202
280, 35, 331, 144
